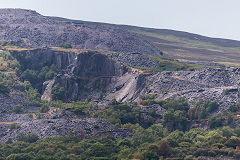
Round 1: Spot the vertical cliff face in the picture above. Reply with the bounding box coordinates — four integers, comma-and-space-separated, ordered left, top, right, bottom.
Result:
11, 48, 77, 71
12, 48, 144, 103
54, 50, 130, 102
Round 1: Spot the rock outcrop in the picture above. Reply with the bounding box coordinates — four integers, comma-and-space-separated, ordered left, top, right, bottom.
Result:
12, 48, 146, 104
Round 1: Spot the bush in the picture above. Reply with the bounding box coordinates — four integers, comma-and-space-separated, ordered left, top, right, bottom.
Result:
205, 100, 218, 113
224, 136, 240, 148
142, 150, 159, 160
229, 103, 240, 112
52, 84, 65, 100
6, 153, 34, 160
20, 69, 37, 84
9, 123, 20, 130
45, 70, 56, 80
13, 104, 24, 114
0, 82, 10, 94
109, 99, 119, 105
158, 141, 171, 156
163, 110, 188, 131
23, 81, 31, 91
40, 105, 49, 113
60, 44, 72, 49
209, 116, 223, 129
17, 133, 39, 143
6, 138, 13, 144
162, 97, 189, 112
194, 148, 210, 157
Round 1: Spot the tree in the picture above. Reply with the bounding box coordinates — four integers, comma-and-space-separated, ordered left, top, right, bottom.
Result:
52, 84, 65, 100
209, 117, 223, 129
158, 141, 171, 156
17, 133, 39, 143
20, 69, 37, 84
205, 100, 218, 113
142, 150, 159, 160
13, 104, 24, 114
163, 110, 188, 131
0, 82, 10, 94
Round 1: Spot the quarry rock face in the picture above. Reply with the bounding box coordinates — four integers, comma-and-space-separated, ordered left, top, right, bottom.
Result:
13, 48, 146, 104
13, 48, 240, 110
0, 48, 239, 142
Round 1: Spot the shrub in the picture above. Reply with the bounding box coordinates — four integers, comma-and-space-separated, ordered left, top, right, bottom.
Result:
23, 81, 31, 91
0, 82, 10, 94
194, 148, 210, 157
13, 104, 24, 114
205, 100, 218, 113
229, 103, 240, 112
140, 99, 155, 106
17, 133, 39, 143
20, 69, 37, 84
60, 44, 72, 49
40, 105, 49, 113
9, 123, 20, 130
142, 150, 159, 160
163, 110, 188, 131
162, 97, 189, 112
158, 141, 171, 156
224, 136, 240, 148
52, 84, 65, 100
6, 138, 13, 144
109, 99, 119, 105
45, 70, 56, 80
209, 116, 223, 129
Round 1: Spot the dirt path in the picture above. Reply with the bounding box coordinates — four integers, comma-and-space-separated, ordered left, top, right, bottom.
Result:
0, 122, 20, 125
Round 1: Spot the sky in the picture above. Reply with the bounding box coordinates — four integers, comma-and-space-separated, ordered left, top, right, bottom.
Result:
0, 0, 240, 40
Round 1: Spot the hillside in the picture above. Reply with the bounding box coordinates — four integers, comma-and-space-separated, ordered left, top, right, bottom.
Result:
1, 9, 240, 66
126, 26, 240, 66
1, 8, 240, 160
0, 9, 160, 56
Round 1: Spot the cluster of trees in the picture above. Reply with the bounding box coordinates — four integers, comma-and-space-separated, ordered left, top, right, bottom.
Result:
20, 64, 59, 87
188, 100, 218, 120
0, 51, 20, 93
95, 101, 158, 128
2, 126, 240, 159
140, 96, 221, 131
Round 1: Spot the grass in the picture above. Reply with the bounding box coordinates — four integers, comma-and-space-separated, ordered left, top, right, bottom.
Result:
217, 62, 240, 67
130, 56, 209, 73
148, 56, 207, 71
130, 28, 240, 66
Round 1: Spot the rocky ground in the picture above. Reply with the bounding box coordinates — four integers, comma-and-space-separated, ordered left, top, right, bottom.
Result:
106, 52, 159, 69
0, 9, 160, 56
144, 67, 240, 111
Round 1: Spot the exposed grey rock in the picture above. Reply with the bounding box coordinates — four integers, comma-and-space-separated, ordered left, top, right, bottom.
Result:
0, 118, 132, 143
139, 104, 166, 116
106, 52, 159, 69
41, 79, 55, 101
184, 61, 225, 67
144, 67, 240, 111
12, 48, 240, 111
0, 9, 160, 55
